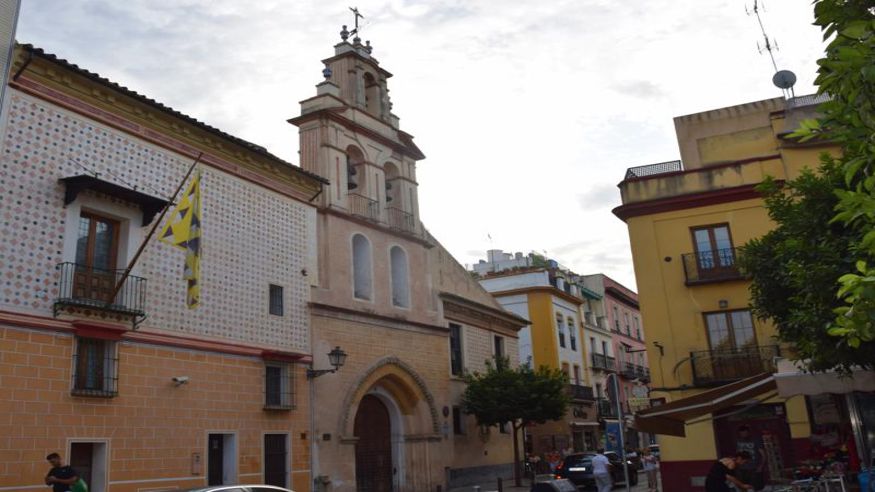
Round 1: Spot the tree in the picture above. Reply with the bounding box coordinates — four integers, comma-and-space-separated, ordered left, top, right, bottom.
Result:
461, 357, 570, 486
740, 162, 875, 373
789, 2, 875, 352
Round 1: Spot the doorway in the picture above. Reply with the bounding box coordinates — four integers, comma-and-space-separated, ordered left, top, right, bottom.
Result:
354, 394, 393, 492
207, 433, 237, 485
69, 441, 107, 492
263, 434, 288, 488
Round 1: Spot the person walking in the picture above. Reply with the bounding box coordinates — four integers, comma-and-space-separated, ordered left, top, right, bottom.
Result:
735, 425, 766, 490
592, 449, 613, 492
44, 453, 80, 492
705, 451, 754, 492
643, 448, 659, 491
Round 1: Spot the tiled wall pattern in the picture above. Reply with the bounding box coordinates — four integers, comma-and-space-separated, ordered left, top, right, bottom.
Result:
0, 92, 311, 352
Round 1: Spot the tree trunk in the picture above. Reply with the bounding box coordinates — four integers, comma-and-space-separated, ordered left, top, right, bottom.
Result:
513, 422, 521, 487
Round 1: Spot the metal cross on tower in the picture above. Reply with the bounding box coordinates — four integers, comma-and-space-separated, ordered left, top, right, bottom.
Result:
349, 7, 364, 37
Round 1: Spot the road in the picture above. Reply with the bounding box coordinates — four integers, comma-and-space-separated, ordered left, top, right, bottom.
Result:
450, 470, 658, 492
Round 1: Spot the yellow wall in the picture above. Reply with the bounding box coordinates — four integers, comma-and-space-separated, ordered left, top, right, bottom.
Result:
528, 292, 559, 370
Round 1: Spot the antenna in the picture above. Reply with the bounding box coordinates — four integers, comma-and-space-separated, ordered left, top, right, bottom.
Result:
746, 0, 796, 98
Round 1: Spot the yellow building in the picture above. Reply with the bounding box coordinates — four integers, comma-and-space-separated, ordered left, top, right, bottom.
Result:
613, 95, 842, 491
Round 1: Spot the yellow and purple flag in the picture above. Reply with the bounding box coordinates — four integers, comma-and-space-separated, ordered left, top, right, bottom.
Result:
159, 170, 201, 308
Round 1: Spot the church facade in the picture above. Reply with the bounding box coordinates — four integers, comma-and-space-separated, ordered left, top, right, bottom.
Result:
291, 28, 527, 492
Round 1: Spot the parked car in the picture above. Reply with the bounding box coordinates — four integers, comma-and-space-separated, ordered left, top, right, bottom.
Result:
182, 486, 293, 492
604, 451, 641, 482
648, 443, 660, 460
553, 452, 639, 489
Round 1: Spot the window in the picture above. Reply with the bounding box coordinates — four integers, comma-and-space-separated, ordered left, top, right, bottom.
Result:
346, 146, 364, 191
568, 317, 577, 351
499, 422, 509, 434
596, 383, 603, 398
590, 337, 597, 354
364, 72, 381, 116
72, 337, 118, 397
269, 284, 283, 316
450, 323, 463, 376
634, 316, 641, 340
352, 234, 373, 300
73, 212, 120, 304
557, 314, 566, 348
561, 362, 570, 379
452, 406, 464, 435
573, 365, 581, 385
613, 306, 620, 331
705, 310, 757, 351
624, 312, 631, 335
390, 246, 410, 308
493, 335, 505, 360
264, 363, 293, 409
692, 224, 735, 269
601, 340, 609, 357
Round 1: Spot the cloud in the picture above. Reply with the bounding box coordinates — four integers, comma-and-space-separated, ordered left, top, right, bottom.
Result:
578, 184, 622, 211
613, 80, 664, 99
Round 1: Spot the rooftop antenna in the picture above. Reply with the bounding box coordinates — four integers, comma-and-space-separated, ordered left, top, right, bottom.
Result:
746, 0, 796, 98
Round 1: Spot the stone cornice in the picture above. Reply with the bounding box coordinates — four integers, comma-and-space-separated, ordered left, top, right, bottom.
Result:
439, 292, 526, 336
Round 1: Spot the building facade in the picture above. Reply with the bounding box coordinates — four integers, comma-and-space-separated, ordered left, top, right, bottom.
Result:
0, 45, 324, 492
290, 33, 526, 492
614, 95, 839, 491
475, 251, 603, 455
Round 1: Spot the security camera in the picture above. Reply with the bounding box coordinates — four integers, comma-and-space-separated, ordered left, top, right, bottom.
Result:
172, 376, 190, 386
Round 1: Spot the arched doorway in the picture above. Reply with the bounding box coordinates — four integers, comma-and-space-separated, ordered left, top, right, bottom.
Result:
354, 394, 393, 491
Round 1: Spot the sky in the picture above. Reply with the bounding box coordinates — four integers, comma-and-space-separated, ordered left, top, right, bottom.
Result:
16, 0, 826, 289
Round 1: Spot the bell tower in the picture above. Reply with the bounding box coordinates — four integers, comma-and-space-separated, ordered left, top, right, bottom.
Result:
289, 21, 425, 238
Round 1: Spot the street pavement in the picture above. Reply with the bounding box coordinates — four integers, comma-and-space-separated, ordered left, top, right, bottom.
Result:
449, 470, 656, 492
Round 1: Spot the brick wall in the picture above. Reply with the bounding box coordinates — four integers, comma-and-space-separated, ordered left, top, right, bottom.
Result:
0, 325, 311, 492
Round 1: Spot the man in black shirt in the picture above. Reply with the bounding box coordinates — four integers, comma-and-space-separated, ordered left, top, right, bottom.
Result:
45, 453, 79, 492
705, 451, 754, 492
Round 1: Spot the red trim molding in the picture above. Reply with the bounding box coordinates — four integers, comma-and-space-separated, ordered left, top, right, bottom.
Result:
0, 310, 311, 362
612, 183, 779, 222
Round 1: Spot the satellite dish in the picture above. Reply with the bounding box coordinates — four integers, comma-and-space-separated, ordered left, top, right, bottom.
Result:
772, 70, 797, 90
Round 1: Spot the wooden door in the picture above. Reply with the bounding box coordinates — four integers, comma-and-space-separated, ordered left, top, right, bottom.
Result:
355, 395, 393, 492
208, 434, 224, 485
263, 434, 287, 488
73, 213, 119, 303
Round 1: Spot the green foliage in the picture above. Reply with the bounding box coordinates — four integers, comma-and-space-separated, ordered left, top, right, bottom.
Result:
460, 356, 570, 429
740, 162, 875, 372
787, 2, 875, 354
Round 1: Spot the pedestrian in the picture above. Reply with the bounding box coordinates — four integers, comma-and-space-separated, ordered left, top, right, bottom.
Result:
591, 448, 613, 492
642, 448, 659, 491
705, 451, 754, 492
735, 425, 766, 490
44, 453, 80, 492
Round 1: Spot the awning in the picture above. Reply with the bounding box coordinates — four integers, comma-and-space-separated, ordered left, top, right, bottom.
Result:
570, 421, 600, 427
774, 359, 875, 397
634, 372, 776, 437
60, 175, 170, 226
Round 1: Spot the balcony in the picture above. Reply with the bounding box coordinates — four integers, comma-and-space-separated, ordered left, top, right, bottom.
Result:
54, 263, 147, 323
591, 353, 616, 372
621, 362, 637, 379
568, 384, 595, 402
682, 247, 745, 285
690, 345, 781, 387
584, 312, 595, 327
597, 398, 618, 419
386, 207, 415, 234
635, 365, 651, 382
348, 193, 380, 222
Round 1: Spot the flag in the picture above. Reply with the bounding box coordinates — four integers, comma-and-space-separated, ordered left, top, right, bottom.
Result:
159, 170, 201, 308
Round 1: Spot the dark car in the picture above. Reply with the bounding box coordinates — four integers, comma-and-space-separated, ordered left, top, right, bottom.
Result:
182, 486, 294, 492
554, 452, 638, 489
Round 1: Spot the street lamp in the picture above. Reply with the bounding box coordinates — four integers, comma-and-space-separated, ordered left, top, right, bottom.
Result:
605, 372, 631, 492
307, 346, 348, 379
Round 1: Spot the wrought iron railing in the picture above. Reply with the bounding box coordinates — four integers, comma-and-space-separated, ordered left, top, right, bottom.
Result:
591, 353, 616, 371
624, 160, 683, 179
568, 384, 595, 401
681, 247, 745, 284
597, 398, 618, 419
264, 364, 295, 410
635, 365, 651, 382
690, 345, 781, 386
386, 207, 415, 234
348, 193, 380, 222
55, 262, 147, 317
621, 362, 637, 379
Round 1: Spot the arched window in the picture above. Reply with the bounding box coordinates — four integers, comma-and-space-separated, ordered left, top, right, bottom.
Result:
364, 72, 380, 116
352, 234, 372, 300
346, 145, 364, 191
557, 314, 566, 348
390, 246, 409, 308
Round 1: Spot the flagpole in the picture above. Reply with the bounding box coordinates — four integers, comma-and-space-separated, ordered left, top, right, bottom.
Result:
108, 152, 203, 305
